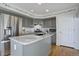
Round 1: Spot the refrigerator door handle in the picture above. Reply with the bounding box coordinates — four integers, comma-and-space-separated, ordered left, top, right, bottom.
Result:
1, 40, 10, 44
4, 29, 6, 35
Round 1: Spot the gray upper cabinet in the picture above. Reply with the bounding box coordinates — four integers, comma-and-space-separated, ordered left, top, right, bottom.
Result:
33, 19, 44, 27
43, 17, 56, 28
43, 19, 50, 28
22, 17, 56, 28
22, 18, 33, 28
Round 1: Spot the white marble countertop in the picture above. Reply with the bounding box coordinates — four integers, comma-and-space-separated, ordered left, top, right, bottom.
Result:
9, 32, 56, 45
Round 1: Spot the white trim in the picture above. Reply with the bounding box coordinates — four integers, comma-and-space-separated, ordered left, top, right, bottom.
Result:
0, 3, 78, 19
0, 3, 33, 17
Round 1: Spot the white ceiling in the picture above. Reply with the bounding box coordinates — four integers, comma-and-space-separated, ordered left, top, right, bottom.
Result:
8, 3, 78, 16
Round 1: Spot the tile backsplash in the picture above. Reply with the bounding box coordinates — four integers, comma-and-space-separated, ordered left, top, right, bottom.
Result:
21, 27, 50, 35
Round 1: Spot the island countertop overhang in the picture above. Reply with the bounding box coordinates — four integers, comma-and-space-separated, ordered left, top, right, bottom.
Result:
9, 32, 56, 45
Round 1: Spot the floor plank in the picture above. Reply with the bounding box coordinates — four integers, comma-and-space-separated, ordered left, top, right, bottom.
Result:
49, 45, 79, 56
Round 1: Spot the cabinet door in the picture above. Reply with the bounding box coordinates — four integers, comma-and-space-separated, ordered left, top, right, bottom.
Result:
56, 10, 75, 47
11, 40, 23, 56
22, 19, 33, 28
44, 20, 50, 28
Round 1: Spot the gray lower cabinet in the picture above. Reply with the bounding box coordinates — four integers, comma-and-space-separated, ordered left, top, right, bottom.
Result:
51, 34, 56, 44
11, 37, 51, 56
11, 40, 23, 56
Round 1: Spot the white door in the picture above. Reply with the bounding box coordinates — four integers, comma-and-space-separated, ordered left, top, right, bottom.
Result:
56, 10, 75, 48
73, 12, 79, 49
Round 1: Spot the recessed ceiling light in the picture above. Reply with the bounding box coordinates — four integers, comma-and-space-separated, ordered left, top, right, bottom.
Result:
37, 3, 42, 5
30, 10, 34, 12
46, 9, 49, 12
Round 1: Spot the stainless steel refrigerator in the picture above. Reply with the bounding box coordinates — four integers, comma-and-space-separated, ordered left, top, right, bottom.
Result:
0, 13, 20, 56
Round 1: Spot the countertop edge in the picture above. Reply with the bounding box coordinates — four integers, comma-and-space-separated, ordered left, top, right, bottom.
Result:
9, 33, 55, 45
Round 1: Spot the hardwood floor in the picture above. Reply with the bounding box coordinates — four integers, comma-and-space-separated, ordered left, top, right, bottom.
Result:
49, 45, 79, 56
1, 44, 79, 56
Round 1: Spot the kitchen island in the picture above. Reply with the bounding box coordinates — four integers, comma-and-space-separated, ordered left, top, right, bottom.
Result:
9, 32, 55, 56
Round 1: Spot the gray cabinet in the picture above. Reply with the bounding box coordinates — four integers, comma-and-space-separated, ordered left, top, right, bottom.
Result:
51, 34, 56, 44
10, 36, 51, 56
43, 20, 50, 28
11, 40, 23, 56
43, 18, 56, 28
22, 17, 56, 28
33, 19, 44, 27
22, 18, 33, 28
